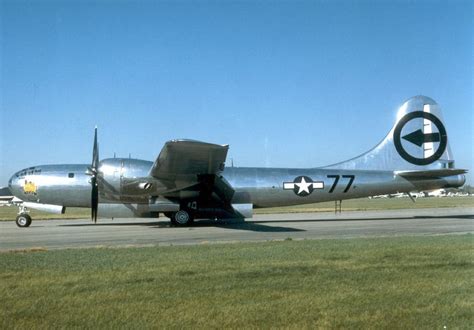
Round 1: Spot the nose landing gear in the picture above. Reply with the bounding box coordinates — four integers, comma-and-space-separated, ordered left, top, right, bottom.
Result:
16, 213, 32, 228
16, 204, 32, 228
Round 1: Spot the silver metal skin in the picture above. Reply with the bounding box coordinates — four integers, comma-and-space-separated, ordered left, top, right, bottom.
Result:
7, 96, 467, 223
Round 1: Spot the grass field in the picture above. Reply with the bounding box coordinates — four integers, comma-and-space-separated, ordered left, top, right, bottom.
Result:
0, 196, 472, 221
0, 235, 472, 328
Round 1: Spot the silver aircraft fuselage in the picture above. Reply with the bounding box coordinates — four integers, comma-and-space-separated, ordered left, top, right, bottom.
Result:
8, 159, 464, 209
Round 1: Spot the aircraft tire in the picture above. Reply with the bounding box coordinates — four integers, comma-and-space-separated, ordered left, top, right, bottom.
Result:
170, 210, 194, 227
16, 214, 32, 228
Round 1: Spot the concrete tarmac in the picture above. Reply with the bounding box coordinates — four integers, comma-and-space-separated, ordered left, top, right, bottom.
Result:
0, 207, 472, 251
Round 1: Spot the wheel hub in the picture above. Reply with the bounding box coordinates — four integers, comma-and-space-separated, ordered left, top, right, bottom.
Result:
175, 211, 189, 224
18, 216, 27, 226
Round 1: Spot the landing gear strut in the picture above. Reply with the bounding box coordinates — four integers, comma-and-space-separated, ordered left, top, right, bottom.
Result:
16, 204, 32, 228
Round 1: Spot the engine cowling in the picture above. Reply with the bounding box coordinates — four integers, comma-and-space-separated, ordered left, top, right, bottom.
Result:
98, 158, 157, 197
23, 202, 65, 214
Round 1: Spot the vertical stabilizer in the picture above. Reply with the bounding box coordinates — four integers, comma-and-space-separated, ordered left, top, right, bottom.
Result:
324, 96, 455, 171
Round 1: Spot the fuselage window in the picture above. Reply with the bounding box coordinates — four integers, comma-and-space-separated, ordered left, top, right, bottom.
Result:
68, 173, 75, 178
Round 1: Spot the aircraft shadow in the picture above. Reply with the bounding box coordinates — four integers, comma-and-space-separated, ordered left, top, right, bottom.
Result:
200, 221, 305, 232
56, 213, 472, 232
61, 222, 168, 227
250, 213, 474, 224
59, 220, 305, 233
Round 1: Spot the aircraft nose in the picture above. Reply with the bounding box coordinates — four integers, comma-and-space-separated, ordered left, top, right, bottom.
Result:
8, 172, 22, 197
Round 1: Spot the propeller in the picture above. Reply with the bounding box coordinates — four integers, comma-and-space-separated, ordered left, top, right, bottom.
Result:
89, 127, 99, 223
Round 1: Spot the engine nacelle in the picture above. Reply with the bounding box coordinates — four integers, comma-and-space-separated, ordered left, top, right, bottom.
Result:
98, 158, 157, 196
98, 199, 180, 218
23, 202, 65, 214
231, 203, 253, 218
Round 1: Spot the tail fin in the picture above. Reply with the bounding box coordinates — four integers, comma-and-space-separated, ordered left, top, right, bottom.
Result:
324, 95, 456, 171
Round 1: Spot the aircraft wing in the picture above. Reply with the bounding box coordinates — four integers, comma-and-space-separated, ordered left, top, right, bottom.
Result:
149, 140, 234, 204
150, 140, 229, 180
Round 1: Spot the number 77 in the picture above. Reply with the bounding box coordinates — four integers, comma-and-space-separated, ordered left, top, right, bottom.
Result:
327, 175, 355, 193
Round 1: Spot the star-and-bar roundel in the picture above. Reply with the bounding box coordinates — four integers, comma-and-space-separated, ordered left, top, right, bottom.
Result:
283, 176, 324, 197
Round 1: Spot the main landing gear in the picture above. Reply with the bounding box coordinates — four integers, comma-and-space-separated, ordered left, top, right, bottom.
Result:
16, 204, 32, 228
166, 210, 195, 227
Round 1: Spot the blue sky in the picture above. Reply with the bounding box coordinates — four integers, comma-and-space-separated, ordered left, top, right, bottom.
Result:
1, 0, 472, 185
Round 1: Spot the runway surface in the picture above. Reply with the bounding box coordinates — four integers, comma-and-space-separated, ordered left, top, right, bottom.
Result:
0, 207, 473, 251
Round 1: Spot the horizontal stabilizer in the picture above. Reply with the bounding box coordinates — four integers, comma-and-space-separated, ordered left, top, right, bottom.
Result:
395, 169, 467, 178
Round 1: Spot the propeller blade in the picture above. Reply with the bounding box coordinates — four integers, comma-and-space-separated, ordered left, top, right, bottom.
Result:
90, 126, 99, 223
91, 176, 98, 223
92, 126, 99, 170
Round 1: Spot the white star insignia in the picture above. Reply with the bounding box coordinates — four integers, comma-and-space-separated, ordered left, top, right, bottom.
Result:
295, 177, 311, 194
283, 176, 325, 196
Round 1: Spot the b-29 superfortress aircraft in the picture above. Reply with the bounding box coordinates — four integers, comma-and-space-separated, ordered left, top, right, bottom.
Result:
6, 96, 467, 227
